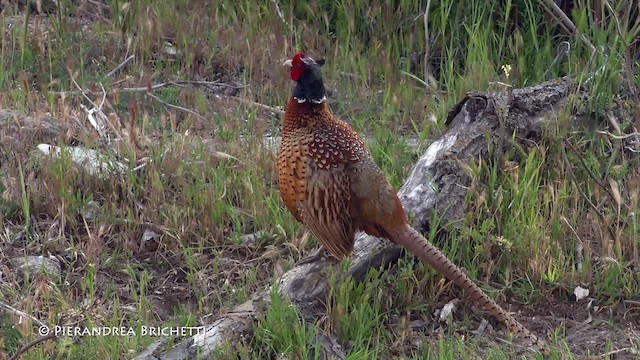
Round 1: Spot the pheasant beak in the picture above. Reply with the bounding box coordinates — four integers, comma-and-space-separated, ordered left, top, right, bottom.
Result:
283, 59, 293, 67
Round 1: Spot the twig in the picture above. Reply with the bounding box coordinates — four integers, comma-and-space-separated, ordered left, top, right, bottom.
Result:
70, 76, 105, 118
561, 140, 617, 241
52, 80, 244, 97
607, 0, 640, 126
8, 333, 57, 360
145, 92, 207, 121
271, 0, 290, 33
597, 347, 634, 358
106, 55, 135, 78
0, 301, 47, 328
562, 216, 584, 273
543, 41, 571, 79
400, 70, 430, 88
624, 146, 640, 153
80, 83, 109, 138
52, 82, 175, 97
80, 104, 105, 136
171, 80, 246, 89
597, 130, 640, 140
118, 80, 245, 93
117, 82, 175, 93
69, 73, 110, 139
55, 78, 265, 118
220, 95, 284, 115
606, 110, 622, 133
563, 138, 616, 202
423, 0, 432, 87
539, 0, 596, 53
98, 82, 107, 110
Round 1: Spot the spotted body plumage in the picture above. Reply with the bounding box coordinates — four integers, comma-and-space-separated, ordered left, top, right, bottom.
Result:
277, 97, 393, 257
277, 52, 547, 353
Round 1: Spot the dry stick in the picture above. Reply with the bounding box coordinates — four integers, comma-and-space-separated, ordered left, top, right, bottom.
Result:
423, 0, 432, 87
117, 82, 178, 93
605, 0, 640, 45
598, 347, 635, 358
57, 78, 274, 121
0, 301, 47, 328
597, 130, 640, 140
67, 79, 209, 121
561, 140, 617, 241
8, 333, 57, 360
562, 216, 584, 273
52, 81, 243, 96
604, 1, 623, 38
96, 101, 126, 142
563, 138, 617, 205
539, 0, 596, 53
543, 41, 571, 79
69, 72, 114, 140
554, 18, 572, 36
69, 75, 106, 118
106, 55, 135, 78
221, 95, 284, 115
606, 110, 622, 134
97, 82, 107, 110
52, 82, 176, 97
144, 92, 207, 121
600, 110, 640, 151
271, 0, 290, 32
171, 80, 246, 89
116, 80, 242, 93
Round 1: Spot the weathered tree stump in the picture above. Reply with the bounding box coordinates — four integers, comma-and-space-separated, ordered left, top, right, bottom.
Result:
136, 77, 577, 360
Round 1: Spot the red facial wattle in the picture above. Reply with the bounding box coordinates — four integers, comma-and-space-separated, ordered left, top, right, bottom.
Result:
290, 53, 307, 81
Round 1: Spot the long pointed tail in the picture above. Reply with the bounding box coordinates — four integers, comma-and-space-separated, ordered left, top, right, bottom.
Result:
387, 224, 547, 352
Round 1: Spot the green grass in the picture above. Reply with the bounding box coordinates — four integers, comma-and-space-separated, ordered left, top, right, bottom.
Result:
0, 0, 639, 359
253, 286, 321, 360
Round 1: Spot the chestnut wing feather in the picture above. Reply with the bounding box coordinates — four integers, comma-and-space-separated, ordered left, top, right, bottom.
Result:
297, 163, 354, 259
295, 122, 373, 259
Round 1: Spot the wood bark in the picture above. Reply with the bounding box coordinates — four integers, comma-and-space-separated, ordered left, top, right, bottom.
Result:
136, 77, 577, 360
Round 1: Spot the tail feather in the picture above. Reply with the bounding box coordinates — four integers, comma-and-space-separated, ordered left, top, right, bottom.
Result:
387, 224, 547, 353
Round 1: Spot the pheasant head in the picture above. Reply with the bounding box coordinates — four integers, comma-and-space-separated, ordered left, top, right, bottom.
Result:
283, 53, 326, 104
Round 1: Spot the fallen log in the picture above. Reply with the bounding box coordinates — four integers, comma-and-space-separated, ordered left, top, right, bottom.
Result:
136, 77, 577, 359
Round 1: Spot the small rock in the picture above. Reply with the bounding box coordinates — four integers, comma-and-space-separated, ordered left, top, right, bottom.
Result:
439, 299, 459, 322
140, 229, 160, 252
37, 144, 127, 179
574, 286, 590, 301
11, 255, 61, 280
474, 319, 491, 335
242, 231, 266, 245
164, 42, 178, 56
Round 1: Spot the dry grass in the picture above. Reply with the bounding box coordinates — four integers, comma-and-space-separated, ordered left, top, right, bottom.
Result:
0, 0, 638, 359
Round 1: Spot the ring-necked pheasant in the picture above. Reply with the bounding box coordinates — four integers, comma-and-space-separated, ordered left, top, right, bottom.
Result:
277, 52, 546, 352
